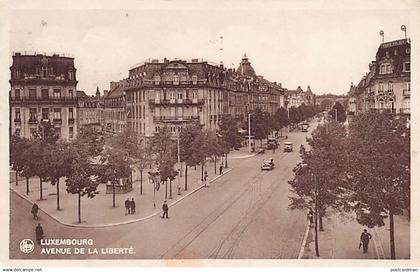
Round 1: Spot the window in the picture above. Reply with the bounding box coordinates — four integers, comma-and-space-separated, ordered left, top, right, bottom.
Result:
170, 91, 175, 100
69, 89, 73, 97
68, 70, 74, 80
388, 82, 393, 92
53, 108, 61, 120
192, 90, 198, 99
404, 82, 410, 91
53, 89, 61, 98
14, 89, 20, 100
69, 108, 74, 119
177, 92, 183, 99
404, 62, 410, 72
14, 128, 21, 136
29, 89, 37, 99
42, 108, 49, 120
29, 108, 37, 120
69, 127, 74, 139
386, 64, 392, 74
394, 49, 398, 55
15, 108, 21, 120
406, 48, 410, 54
54, 127, 61, 138
42, 67, 47, 77
41, 89, 49, 99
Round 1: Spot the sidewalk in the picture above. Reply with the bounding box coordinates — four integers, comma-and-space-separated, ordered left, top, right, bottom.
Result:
10, 164, 232, 227
301, 212, 410, 259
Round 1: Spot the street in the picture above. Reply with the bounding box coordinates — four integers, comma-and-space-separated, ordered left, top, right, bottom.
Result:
10, 124, 314, 259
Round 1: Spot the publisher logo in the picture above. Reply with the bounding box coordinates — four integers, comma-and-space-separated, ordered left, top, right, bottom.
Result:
20, 239, 35, 254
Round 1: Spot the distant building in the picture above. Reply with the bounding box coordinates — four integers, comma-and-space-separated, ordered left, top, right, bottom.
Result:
284, 85, 315, 109
348, 38, 410, 117
9, 52, 78, 140
76, 87, 103, 129
103, 80, 126, 134
315, 94, 348, 111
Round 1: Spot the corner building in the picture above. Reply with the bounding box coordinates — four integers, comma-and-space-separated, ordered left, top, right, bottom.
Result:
9, 53, 78, 140
123, 55, 285, 137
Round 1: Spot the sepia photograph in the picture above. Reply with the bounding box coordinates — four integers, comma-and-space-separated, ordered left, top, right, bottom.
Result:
1, 0, 419, 269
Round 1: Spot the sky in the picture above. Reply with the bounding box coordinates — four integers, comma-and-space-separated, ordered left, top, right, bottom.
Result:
7, 0, 415, 96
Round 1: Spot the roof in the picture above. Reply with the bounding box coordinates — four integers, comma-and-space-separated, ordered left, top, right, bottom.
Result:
76, 90, 88, 98
236, 54, 256, 77
106, 82, 125, 98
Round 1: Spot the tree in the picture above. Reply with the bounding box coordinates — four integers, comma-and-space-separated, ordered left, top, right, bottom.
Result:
65, 151, 100, 224
10, 133, 25, 186
329, 102, 347, 122
346, 112, 409, 259
10, 135, 36, 195
218, 115, 241, 167
150, 126, 177, 200
288, 122, 348, 256
250, 108, 270, 147
179, 124, 202, 191
273, 107, 289, 136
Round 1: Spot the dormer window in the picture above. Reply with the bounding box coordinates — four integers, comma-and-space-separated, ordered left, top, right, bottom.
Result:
42, 66, 47, 77
68, 69, 74, 80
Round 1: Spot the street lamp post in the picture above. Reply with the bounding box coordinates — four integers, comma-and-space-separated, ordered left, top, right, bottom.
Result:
248, 113, 254, 153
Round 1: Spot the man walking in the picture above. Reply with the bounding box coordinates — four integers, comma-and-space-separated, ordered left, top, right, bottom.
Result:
219, 164, 223, 175
35, 223, 44, 244
204, 171, 209, 187
130, 198, 136, 214
360, 229, 373, 253
307, 209, 314, 227
31, 203, 39, 220
125, 198, 131, 216
161, 200, 169, 219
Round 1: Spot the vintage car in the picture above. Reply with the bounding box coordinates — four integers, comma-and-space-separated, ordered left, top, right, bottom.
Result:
284, 142, 293, 152
261, 159, 274, 171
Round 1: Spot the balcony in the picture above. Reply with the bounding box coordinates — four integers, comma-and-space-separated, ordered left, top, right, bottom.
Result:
399, 108, 410, 115
68, 118, 75, 124
153, 116, 200, 123
149, 98, 204, 107
14, 118, 21, 124
403, 89, 410, 97
369, 108, 396, 114
53, 118, 62, 124
28, 118, 38, 125
9, 96, 78, 104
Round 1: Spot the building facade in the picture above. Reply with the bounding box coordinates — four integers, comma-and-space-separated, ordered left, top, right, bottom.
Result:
103, 80, 127, 134
9, 52, 78, 140
348, 38, 410, 117
284, 85, 315, 109
119, 55, 285, 137
76, 87, 103, 129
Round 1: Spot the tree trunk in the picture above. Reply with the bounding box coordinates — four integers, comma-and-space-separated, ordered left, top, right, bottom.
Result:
16, 171, 18, 186
390, 204, 396, 259
165, 179, 168, 201
314, 202, 320, 257
169, 179, 172, 199
319, 213, 324, 232
78, 192, 81, 224
184, 164, 188, 191
56, 179, 60, 210
214, 155, 217, 174
26, 177, 29, 196
201, 163, 204, 181
225, 153, 228, 168
112, 183, 116, 208
280, 127, 283, 137
140, 169, 143, 195
39, 177, 43, 200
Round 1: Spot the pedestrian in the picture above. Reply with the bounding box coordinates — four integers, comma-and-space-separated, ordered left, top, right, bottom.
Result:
31, 203, 39, 220
161, 200, 169, 219
307, 209, 314, 227
35, 223, 44, 244
219, 164, 223, 175
204, 171, 209, 187
360, 229, 372, 253
125, 198, 131, 216
130, 198, 136, 214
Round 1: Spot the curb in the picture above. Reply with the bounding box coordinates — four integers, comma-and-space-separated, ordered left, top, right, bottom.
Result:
228, 152, 259, 159
298, 220, 311, 259
10, 168, 234, 229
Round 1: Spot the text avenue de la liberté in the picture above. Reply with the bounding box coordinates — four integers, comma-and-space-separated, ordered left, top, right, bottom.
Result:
38, 238, 135, 255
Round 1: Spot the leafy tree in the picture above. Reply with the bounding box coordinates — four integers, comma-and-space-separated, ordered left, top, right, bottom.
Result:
179, 124, 202, 190
250, 108, 270, 147
329, 102, 347, 122
273, 107, 289, 136
10, 133, 25, 186
346, 113, 409, 259
150, 126, 177, 200
218, 115, 241, 167
10, 135, 35, 195
289, 122, 348, 256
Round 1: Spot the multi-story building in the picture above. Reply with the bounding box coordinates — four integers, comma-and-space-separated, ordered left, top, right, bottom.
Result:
120, 55, 285, 137
284, 85, 315, 109
349, 38, 410, 117
9, 52, 78, 140
103, 80, 127, 134
76, 87, 103, 129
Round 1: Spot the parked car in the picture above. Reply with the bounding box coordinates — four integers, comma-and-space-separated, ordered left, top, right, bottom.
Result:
284, 142, 293, 152
263, 158, 274, 167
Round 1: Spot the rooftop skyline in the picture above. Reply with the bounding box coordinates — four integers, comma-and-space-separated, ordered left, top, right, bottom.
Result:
8, 0, 412, 95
